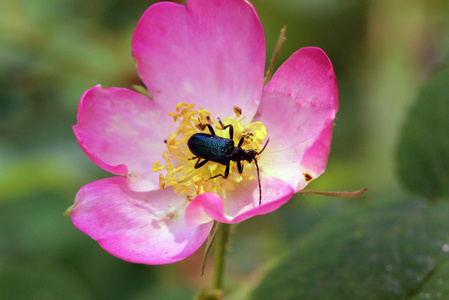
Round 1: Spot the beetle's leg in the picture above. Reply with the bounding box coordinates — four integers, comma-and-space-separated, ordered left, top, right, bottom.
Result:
237, 160, 244, 174
218, 118, 234, 141
194, 158, 209, 169
198, 119, 207, 131
197, 118, 216, 136
224, 163, 230, 178
206, 124, 216, 136
237, 133, 254, 147
237, 136, 245, 148
237, 135, 246, 148
207, 163, 230, 181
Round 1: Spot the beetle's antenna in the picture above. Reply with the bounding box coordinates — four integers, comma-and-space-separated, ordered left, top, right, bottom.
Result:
259, 139, 270, 155
255, 139, 269, 205
254, 158, 262, 205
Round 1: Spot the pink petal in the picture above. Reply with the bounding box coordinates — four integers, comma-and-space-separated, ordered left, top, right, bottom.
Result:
301, 122, 333, 180
132, 0, 265, 121
256, 47, 338, 191
185, 175, 294, 224
185, 198, 213, 228
73, 85, 173, 192
71, 177, 213, 265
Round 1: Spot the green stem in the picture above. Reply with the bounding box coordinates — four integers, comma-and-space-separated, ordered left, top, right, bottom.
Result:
213, 222, 231, 291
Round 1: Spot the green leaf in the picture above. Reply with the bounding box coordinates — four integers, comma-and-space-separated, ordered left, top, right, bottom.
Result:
249, 194, 449, 299
409, 259, 449, 299
396, 67, 449, 199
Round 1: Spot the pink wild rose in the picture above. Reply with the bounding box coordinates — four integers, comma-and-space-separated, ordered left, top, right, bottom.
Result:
72, 0, 338, 264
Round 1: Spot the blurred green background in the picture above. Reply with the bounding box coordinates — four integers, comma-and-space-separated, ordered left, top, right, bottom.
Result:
1, 0, 449, 299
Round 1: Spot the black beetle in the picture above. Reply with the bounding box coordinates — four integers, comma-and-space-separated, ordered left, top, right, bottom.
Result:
187, 119, 269, 205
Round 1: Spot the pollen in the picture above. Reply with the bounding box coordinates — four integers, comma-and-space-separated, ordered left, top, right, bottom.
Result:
153, 103, 268, 201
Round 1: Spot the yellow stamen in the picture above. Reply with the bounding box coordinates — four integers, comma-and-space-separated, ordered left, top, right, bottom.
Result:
152, 161, 164, 172
158, 173, 166, 189
153, 103, 268, 201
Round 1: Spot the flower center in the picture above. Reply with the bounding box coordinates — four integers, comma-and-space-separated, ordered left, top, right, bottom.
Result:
152, 102, 267, 200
